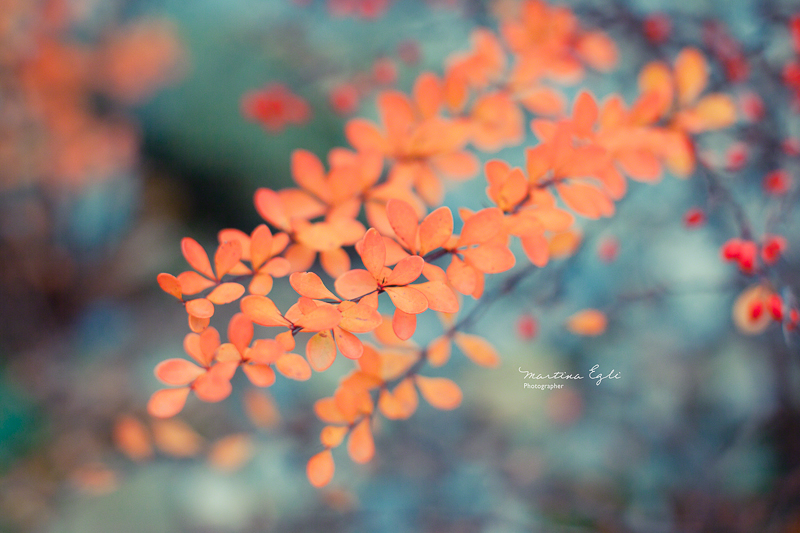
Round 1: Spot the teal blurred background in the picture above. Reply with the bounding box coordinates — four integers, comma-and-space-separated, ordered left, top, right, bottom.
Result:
2, 0, 800, 532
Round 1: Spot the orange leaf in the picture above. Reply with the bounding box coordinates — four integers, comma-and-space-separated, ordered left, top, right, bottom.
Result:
456, 207, 503, 247
426, 335, 452, 367
240, 295, 291, 327
243, 389, 280, 428
242, 364, 276, 387
113, 416, 153, 461
275, 353, 312, 380
177, 271, 216, 295
307, 331, 337, 371
186, 298, 214, 319
307, 450, 335, 488
147, 387, 190, 418
335, 269, 378, 300
347, 418, 375, 464
193, 370, 233, 402
556, 182, 614, 219
199, 327, 221, 363
359, 228, 386, 279
386, 199, 419, 251
321, 426, 349, 448
447, 255, 477, 295
294, 305, 342, 332
207, 282, 245, 305
378, 378, 418, 420
151, 419, 203, 457
290, 272, 339, 301
392, 308, 417, 340
249, 224, 274, 271
214, 240, 242, 280
181, 237, 215, 280
314, 397, 348, 424
565, 309, 607, 336
227, 313, 253, 354
412, 281, 459, 313
418, 206, 453, 255
333, 327, 364, 359
454, 332, 500, 367
345, 118, 385, 152
154, 359, 205, 386
254, 188, 290, 230
521, 233, 549, 267
385, 286, 428, 314
320, 248, 351, 278
188, 315, 210, 333
207, 434, 253, 473
384, 255, 424, 286
338, 302, 383, 332
675, 47, 707, 106
157, 273, 182, 300
249, 273, 274, 296
291, 149, 327, 196
463, 244, 515, 273
415, 375, 462, 410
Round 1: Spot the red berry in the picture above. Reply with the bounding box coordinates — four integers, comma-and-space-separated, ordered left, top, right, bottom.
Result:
761, 235, 787, 265
684, 207, 706, 228
329, 83, 360, 115
738, 241, 758, 273
749, 300, 764, 321
725, 143, 748, 171
789, 309, 800, 330
739, 93, 765, 122
791, 15, 800, 54
372, 57, 398, 85
768, 294, 784, 321
721, 238, 743, 261
643, 14, 671, 44
517, 314, 538, 340
783, 138, 800, 156
763, 170, 792, 195
597, 237, 619, 263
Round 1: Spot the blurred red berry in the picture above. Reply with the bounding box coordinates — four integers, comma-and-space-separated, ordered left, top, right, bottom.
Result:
768, 294, 784, 321
684, 207, 706, 228
738, 241, 758, 274
517, 313, 538, 340
329, 83, 360, 115
397, 39, 421, 65
241, 83, 311, 132
789, 309, 800, 330
372, 57, 398, 85
597, 237, 619, 263
643, 14, 671, 44
721, 238, 743, 261
725, 143, 748, 171
761, 235, 787, 265
783, 137, 800, 156
749, 300, 764, 321
739, 92, 765, 122
763, 170, 792, 195
791, 15, 800, 54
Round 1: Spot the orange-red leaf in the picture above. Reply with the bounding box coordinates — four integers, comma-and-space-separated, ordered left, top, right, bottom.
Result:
412, 280, 459, 313
240, 295, 291, 327
214, 240, 242, 280
463, 244, 515, 273
314, 397, 348, 424
249, 224, 274, 271
419, 206, 454, 255
147, 387, 190, 418
242, 364, 276, 387
378, 378, 418, 420
321, 426, 349, 448
193, 370, 233, 402
186, 298, 214, 319
415, 375, 462, 410
456, 207, 503, 247
157, 273, 182, 300
385, 286, 428, 314
386, 199, 419, 251
207, 282, 246, 305
228, 312, 254, 354
154, 359, 205, 386
392, 308, 417, 340
426, 335, 452, 367
181, 237, 215, 280
290, 272, 339, 301
347, 418, 375, 464
307, 450, 335, 488
339, 302, 383, 333
207, 434, 254, 473
275, 352, 312, 380
177, 271, 216, 295
294, 305, 342, 332
384, 255, 424, 286
307, 331, 337, 371
454, 332, 500, 367
360, 228, 386, 279
335, 269, 378, 300
565, 309, 607, 336
333, 327, 363, 359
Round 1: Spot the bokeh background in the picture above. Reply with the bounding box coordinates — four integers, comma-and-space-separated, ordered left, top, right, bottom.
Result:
2, 0, 800, 531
